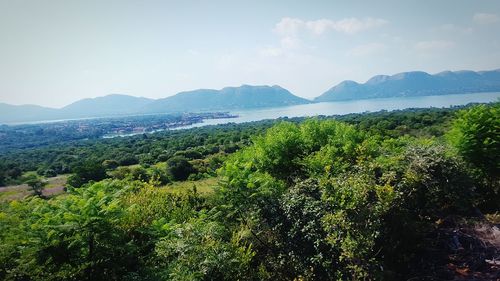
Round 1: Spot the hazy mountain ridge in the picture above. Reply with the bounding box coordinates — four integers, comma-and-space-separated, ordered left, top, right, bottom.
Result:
1, 69, 499, 124
60, 94, 154, 118
143, 85, 311, 113
0, 103, 59, 123
0, 85, 310, 123
315, 69, 500, 102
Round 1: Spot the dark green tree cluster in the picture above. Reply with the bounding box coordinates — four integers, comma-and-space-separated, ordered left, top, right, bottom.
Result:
0, 121, 271, 186
67, 161, 108, 188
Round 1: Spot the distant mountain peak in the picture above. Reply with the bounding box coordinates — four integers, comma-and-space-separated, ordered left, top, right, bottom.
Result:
391, 71, 431, 80
142, 84, 310, 114
100, 93, 140, 98
58, 94, 155, 118
366, 75, 390, 84
315, 69, 500, 102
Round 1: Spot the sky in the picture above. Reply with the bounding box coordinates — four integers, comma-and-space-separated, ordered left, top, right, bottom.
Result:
1, 0, 500, 108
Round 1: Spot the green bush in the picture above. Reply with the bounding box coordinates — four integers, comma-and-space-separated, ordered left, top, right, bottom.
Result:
154, 216, 254, 281
447, 103, 499, 178
167, 156, 196, 181
67, 161, 107, 188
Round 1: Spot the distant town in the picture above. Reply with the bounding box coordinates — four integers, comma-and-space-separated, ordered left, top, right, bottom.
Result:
0, 112, 238, 152
99, 112, 238, 138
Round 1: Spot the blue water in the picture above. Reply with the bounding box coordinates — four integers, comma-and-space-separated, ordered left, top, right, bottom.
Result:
175, 92, 500, 130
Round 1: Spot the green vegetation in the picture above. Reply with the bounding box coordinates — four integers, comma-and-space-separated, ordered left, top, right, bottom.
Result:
447, 103, 500, 211
0, 121, 271, 187
0, 107, 463, 187
0, 104, 498, 280
22, 172, 47, 197
447, 103, 499, 178
0, 190, 18, 200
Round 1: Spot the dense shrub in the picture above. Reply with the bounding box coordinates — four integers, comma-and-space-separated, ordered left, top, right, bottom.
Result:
154, 216, 254, 281
448, 103, 499, 178
67, 161, 108, 188
167, 156, 196, 181
0, 180, 145, 280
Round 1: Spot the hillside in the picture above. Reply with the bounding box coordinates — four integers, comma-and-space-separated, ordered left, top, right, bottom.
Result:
142, 85, 311, 113
315, 69, 500, 102
60, 94, 154, 118
0, 103, 59, 123
0, 95, 154, 124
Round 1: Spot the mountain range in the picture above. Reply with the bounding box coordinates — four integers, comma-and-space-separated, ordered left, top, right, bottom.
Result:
0, 85, 310, 123
1, 69, 499, 123
143, 85, 310, 113
315, 69, 500, 102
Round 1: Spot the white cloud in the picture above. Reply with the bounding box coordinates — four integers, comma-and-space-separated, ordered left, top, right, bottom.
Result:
347, 43, 386, 57
274, 17, 304, 36
305, 19, 333, 35
270, 16, 388, 57
473, 13, 499, 24
414, 40, 455, 52
329, 18, 388, 34
274, 17, 388, 36
438, 23, 473, 33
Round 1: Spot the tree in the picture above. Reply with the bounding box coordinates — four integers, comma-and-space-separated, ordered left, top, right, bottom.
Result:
102, 160, 119, 170
67, 161, 107, 188
23, 172, 47, 197
130, 166, 149, 182
166, 156, 195, 181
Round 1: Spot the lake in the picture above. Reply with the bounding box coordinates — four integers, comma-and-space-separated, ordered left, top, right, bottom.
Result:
174, 92, 500, 130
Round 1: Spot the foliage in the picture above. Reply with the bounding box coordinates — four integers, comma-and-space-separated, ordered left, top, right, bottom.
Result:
401, 143, 476, 216
447, 103, 499, 178
67, 161, 108, 188
321, 174, 395, 279
22, 172, 47, 197
154, 216, 254, 281
0, 107, 462, 185
216, 115, 488, 279
0, 180, 143, 280
447, 103, 500, 210
102, 159, 120, 170
0, 105, 498, 280
265, 179, 338, 279
167, 156, 196, 181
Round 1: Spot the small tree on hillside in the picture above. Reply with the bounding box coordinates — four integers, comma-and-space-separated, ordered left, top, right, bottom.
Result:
23, 172, 47, 197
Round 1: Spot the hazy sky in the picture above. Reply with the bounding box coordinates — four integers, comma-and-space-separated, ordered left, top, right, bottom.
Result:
1, 0, 500, 108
